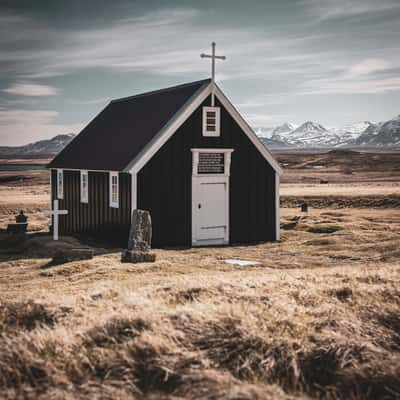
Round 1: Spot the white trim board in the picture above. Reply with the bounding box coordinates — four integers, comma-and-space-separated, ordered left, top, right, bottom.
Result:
125, 82, 283, 176
49, 167, 118, 173
126, 82, 212, 174
213, 84, 283, 176
275, 172, 280, 241
131, 172, 137, 211
48, 171, 53, 227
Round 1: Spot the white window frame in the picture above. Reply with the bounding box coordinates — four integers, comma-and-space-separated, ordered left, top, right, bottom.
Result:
80, 170, 89, 203
202, 106, 220, 137
109, 172, 119, 208
57, 169, 63, 199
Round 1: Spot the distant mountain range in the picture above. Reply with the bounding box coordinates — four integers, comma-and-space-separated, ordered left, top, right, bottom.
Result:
1, 114, 399, 157
0, 134, 75, 157
258, 114, 400, 149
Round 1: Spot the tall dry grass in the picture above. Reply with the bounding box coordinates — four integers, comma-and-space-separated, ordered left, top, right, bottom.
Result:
0, 259, 399, 399
1, 194, 400, 399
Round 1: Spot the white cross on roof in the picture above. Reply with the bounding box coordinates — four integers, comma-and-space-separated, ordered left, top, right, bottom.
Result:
201, 42, 226, 106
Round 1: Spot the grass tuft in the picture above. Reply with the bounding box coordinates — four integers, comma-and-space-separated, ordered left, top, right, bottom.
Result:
334, 287, 353, 301
0, 301, 56, 332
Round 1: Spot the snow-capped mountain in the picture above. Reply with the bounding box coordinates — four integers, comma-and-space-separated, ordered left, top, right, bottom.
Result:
331, 121, 374, 145
254, 126, 275, 138
354, 115, 400, 147
261, 116, 400, 148
352, 123, 380, 146
0, 134, 75, 157
272, 121, 337, 147
271, 122, 297, 136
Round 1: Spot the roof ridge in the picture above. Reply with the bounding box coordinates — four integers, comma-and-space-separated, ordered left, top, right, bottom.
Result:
110, 78, 211, 104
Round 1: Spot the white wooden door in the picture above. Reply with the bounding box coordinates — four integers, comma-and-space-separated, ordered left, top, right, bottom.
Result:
192, 176, 229, 246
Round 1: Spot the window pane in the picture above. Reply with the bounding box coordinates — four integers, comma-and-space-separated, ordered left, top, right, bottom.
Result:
203, 107, 220, 137
57, 171, 63, 198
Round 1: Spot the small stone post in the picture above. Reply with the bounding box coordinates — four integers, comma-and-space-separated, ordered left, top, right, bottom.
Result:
121, 210, 156, 263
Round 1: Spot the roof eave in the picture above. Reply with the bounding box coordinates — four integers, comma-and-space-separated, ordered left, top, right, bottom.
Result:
124, 81, 283, 176
123, 81, 213, 174
213, 83, 283, 176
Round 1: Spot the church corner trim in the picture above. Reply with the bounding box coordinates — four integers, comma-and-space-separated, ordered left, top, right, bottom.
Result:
275, 172, 280, 241
212, 83, 283, 176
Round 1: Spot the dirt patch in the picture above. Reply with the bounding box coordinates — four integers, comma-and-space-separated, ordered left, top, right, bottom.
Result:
304, 238, 336, 246
282, 195, 400, 209
307, 225, 343, 234
333, 287, 353, 301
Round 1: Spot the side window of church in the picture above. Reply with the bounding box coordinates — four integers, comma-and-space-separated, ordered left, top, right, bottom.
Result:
57, 169, 63, 199
80, 170, 89, 203
110, 172, 119, 208
202, 107, 220, 137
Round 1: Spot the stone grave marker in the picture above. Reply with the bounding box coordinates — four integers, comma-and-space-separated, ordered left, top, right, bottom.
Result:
121, 210, 156, 263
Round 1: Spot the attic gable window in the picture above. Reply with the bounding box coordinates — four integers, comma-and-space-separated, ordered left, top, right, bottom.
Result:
57, 169, 63, 199
202, 106, 220, 137
80, 170, 88, 203
109, 172, 119, 208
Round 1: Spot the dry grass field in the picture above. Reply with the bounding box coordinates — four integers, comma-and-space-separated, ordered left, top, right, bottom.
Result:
0, 151, 399, 399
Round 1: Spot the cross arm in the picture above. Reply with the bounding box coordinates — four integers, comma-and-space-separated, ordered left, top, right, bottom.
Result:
200, 54, 226, 60
45, 210, 68, 215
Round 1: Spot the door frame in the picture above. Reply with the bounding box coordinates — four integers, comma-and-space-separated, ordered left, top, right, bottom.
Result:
191, 148, 233, 247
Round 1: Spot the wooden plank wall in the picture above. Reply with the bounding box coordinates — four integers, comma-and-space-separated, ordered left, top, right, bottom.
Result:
51, 170, 131, 245
138, 95, 276, 247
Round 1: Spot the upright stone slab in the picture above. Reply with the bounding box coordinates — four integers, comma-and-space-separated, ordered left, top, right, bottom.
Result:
122, 210, 156, 263
127, 210, 152, 251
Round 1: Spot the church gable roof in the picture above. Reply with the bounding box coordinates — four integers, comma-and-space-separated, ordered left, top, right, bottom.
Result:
49, 78, 282, 176
48, 79, 211, 171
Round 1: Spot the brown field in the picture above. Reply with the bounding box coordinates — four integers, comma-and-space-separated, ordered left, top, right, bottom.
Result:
0, 151, 399, 399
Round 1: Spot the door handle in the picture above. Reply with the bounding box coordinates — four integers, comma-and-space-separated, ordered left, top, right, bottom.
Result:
198, 203, 201, 209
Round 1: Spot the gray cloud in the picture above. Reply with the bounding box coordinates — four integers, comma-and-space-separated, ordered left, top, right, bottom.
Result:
303, 0, 400, 20
0, 0, 399, 145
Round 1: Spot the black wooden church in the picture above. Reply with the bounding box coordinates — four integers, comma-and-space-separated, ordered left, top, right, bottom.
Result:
48, 47, 282, 247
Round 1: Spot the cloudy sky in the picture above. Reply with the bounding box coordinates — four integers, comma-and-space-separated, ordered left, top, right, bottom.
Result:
1, 0, 400, 145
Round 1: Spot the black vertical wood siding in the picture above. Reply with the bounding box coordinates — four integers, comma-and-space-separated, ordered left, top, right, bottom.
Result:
50, 95, 277, 248
138, 96, 277, 247
51, 170, 131, 245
